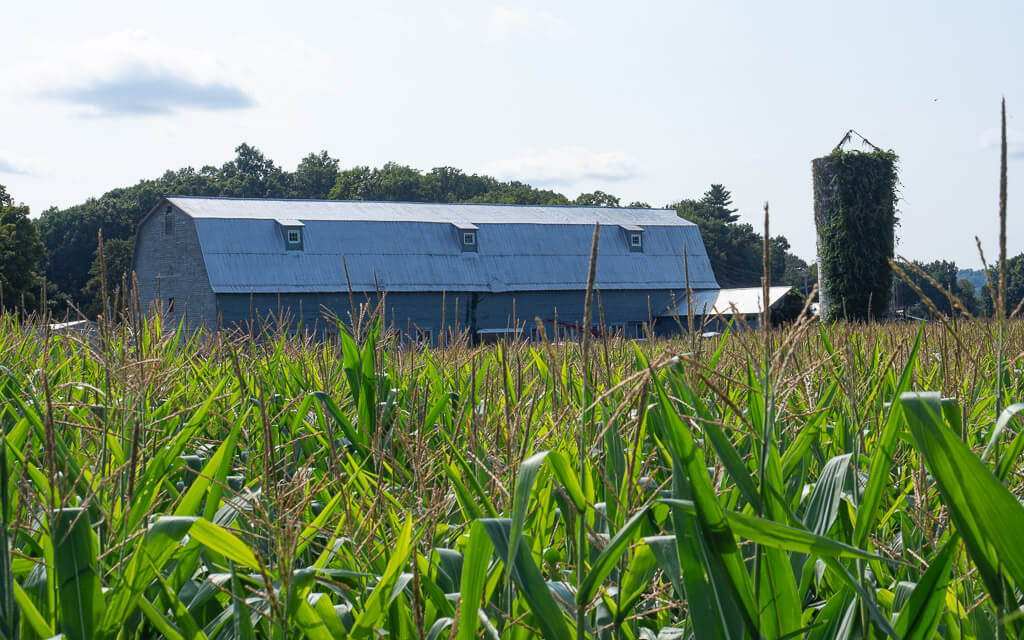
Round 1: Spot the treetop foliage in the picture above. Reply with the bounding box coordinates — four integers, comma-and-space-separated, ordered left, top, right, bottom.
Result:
13, 142, 985, 320
672, 185, 809, 290
0, 184, 46, 313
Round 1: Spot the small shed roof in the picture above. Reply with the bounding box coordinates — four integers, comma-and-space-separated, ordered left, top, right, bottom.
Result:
663, 286, 794, 317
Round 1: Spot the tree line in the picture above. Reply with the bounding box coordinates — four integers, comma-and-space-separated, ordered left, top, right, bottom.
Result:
0, 143, 1010, 319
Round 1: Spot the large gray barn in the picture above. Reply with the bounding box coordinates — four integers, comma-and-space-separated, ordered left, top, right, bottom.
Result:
132, 196, 720, 341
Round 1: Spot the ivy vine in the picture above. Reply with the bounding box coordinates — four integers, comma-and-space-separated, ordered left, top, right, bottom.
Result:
812, 149, 899, 321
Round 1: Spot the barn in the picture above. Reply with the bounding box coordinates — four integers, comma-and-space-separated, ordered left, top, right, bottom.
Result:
132, 196, 721, 341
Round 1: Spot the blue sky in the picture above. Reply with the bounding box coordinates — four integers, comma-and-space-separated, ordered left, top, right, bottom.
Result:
1, 1, 1020, 265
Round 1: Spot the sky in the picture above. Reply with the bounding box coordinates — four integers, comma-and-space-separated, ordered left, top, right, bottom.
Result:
1, 1, 1021, 266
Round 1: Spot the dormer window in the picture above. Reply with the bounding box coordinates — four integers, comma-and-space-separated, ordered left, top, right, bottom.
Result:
454, 221, 479, 252
622, 225, 644, 252
277, 218, 305, 250
618, 223, 643, 250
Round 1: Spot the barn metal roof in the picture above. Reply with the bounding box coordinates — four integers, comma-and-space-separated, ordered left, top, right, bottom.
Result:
167, 196, 693, 226
162, 197, 719, 294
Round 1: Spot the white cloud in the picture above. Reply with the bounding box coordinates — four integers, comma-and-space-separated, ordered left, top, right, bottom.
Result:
487, 7, 570, 39
486, 147, 640, 185
0, 157, 30, 176
11, 30, 255, 116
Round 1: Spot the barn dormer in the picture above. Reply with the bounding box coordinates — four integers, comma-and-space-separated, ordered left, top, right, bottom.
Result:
453, 221, 479, 252
277, 219, 305, 250
621, 224, 644, 252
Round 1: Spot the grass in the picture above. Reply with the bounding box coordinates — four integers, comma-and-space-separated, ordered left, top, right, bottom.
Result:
3, 306, 1024, 639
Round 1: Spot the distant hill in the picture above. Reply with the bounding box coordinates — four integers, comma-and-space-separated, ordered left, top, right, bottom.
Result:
958, 268, 989, 291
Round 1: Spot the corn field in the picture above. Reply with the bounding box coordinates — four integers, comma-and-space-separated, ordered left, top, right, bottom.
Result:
3, 309, 1024, 640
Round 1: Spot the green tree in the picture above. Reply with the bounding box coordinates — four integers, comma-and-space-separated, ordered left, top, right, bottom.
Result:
673, 187, 807, 289
291, 151, 340, 199
0, 185, 46, 313
574, 190, 620, 207
219, 143, 291, 198
982, 253, 1024, 317
893, 259, 977, 318
698, 184, 739, 223
82, 237, 136, 318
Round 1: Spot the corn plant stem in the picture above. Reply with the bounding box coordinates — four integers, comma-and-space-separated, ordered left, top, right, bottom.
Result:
753, 204, 771, 620
578, 222, 600, 640
995, 96, 1009, 640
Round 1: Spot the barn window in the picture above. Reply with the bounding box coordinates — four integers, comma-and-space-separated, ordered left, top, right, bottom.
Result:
630, 232, 642, 248
463, 231, 476, 246
164, 206, 173, 235
277, 220, 305, 250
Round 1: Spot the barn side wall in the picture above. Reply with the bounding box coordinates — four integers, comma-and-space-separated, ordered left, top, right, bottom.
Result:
214, 289, 699, 341
133, 204, 218, 328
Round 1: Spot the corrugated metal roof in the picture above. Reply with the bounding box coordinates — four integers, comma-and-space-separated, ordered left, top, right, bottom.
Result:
164, 197, 719, 294
663, 286, 793, 317
168, 196, 690, 226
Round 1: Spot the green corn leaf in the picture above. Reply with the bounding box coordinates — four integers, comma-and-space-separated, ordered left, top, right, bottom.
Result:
230, 561, 256, 640
661, 500, 887, 562
614, 541, 658, 625
295, 490, 347, 558
312, 391, 368, 449
175, 422, 240, 518
900, 392, 1024, 604
803, 454, 852, 537
351, 517, 414, 637
508, 451, 548, 576
578, 503, 652, 606
702, 415, 762, 512
293, 594, 340, 640
644, 535, 683, 603
101, 516, 196, 634
781, 381, 836, 478
544, 451, 586, 513
667, 466, 742, 640
138, 595, 186, 640
982, 401, 1024, 467
892, 536, 957, 640
52, 508, 104, 640
189, 518, 261, 570
147, 556, 209, 640
758, 445, 801, 639
997, 427, 1024, 483
480, 518, 573, 640
457, 520, 494, 640
643, 352, 759, 633
309, 592, 349, 638
12, 580, 53, 639
853, 326, 921, 549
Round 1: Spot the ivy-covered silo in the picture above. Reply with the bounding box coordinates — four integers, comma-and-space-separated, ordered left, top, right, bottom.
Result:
812, 137, 898, 321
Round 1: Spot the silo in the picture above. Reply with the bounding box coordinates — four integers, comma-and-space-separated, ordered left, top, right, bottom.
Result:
812, 136, 898, 321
